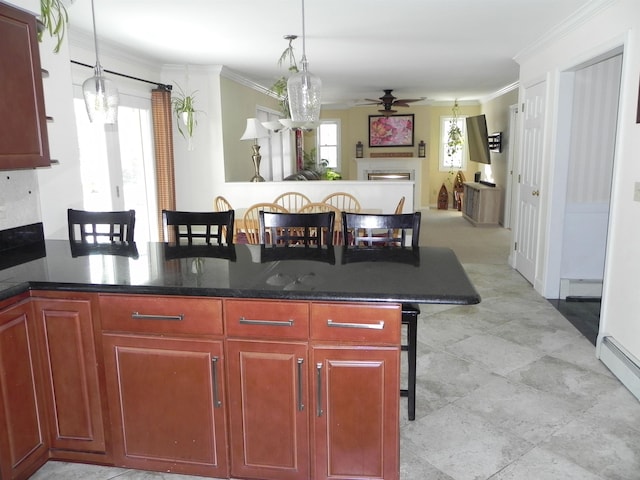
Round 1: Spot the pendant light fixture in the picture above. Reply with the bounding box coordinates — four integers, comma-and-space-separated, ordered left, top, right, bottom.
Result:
287, 0, 321, 124
82, 0, 119, 124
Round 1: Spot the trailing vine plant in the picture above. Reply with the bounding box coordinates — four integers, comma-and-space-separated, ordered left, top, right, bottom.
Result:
446, 101, 463, 158
271, 35, 299, 117
39, 0, 69, 53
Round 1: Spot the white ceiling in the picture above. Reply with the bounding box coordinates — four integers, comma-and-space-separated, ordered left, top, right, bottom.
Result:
66, 0, 594, 107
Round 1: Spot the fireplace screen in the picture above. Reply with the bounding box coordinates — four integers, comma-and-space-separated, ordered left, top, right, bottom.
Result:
367, 172, 411, 181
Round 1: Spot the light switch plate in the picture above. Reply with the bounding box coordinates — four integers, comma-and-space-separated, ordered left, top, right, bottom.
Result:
635, 182, 640, 202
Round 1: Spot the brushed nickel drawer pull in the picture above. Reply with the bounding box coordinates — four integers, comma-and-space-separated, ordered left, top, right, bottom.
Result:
131, 312, 184, 321
239, 317, 294, 327
326, 319, 384, 330
297, 358, 304, 412
316, 362, 323, 417
212, 356, 222, 408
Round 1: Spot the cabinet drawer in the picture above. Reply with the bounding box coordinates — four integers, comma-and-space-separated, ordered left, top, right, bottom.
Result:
224, 299, 309, 340
99, 294, 222, 335
311, 303, 401, 344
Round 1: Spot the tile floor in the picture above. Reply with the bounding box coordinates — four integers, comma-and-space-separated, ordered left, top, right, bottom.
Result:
31, 210, 640, 480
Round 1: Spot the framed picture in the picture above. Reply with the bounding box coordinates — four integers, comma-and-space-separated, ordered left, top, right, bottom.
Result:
369, 114, 414, 147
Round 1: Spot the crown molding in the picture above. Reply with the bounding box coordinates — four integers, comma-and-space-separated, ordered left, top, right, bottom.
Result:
220, 67, 279, 100
514, 0, 618, 63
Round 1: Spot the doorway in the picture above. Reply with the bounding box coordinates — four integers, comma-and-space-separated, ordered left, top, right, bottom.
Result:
73, 89, 158, 242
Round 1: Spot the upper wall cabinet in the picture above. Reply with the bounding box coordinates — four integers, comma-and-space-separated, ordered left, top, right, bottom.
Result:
0, 1, 50, 169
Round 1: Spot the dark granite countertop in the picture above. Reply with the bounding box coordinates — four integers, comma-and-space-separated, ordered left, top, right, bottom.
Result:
0, 240, 480, 305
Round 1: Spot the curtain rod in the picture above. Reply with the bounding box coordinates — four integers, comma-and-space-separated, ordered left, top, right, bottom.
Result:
70, 60, 173, 91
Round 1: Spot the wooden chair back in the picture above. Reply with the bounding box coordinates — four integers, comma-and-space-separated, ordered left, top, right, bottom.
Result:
67, 208, 135, 243
394, 196, 406, 214
242, 203, 288, 244
214, 195, 233, 212
259, 211, 335, 246
321, 192, 361, 212
342, 212, 421, 248
162, 209, 234, 245
273, 192, 311, 212
299, 202, 343, 245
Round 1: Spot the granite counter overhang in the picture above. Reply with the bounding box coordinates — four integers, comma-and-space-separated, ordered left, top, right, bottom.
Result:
0, 240, 481, 306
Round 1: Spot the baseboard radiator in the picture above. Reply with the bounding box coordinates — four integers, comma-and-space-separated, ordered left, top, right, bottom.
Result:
599, 336, 640, 402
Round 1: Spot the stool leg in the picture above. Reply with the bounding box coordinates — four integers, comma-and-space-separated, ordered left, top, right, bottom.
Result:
407, 314, 417, 421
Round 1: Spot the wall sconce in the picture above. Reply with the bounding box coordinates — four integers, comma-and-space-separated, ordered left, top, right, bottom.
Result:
418, 140, 426, 158
356, 141, 363, 158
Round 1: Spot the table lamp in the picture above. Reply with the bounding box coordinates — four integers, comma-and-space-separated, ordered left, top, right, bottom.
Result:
240, 118, 270, 182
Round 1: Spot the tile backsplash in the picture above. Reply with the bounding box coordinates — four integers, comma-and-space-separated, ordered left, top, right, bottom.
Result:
0, 170, 41, 230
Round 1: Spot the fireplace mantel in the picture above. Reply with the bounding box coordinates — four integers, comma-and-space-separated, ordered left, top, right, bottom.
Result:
355, 157, 425, 209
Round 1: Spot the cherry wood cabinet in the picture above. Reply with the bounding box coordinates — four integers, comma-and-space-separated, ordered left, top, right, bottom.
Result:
225, 299, 310, 480
311, 302, 401, 480
0, 2, 50, 169
100, 294, 228, 478
0, 297, 49, 480
30, 292, 107, 460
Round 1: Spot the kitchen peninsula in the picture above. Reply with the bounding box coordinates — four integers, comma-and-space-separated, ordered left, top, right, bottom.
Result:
0, 238, 479, 480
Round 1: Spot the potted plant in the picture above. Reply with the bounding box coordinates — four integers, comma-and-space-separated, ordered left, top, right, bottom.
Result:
171, 84, 201, 149
38, 0, 69, 53
271, 35, 299, 117
446, 101, 463, 158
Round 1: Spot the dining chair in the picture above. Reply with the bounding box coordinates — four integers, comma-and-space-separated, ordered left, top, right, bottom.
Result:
67, 208, 136, 243
394, 196, 406, 214
259, 211, 335, 247
162, 209, 234, 245
242, 203, 288, 244
321, 192, 361, 212
298, 202, 343, 245
214, 195, 233, 212
273, 192, 311, 212
341, 211, 421, 421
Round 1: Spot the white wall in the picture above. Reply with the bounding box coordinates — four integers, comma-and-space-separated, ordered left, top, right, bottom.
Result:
515, 0, 640, 394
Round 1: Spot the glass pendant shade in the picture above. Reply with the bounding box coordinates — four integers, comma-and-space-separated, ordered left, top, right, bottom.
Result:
287, 58, 321, 123
83, 0, 119, 124
82, 65, 119, 124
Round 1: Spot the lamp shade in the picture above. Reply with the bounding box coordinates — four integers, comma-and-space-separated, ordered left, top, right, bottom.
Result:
240, 118, 270, 140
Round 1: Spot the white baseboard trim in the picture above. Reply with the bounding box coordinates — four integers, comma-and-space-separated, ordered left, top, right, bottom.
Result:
598, 336, 640, 402
559, 278, 603, 299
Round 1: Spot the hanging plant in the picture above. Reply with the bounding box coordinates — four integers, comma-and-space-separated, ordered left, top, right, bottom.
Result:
39, 0, 69, 53
271, 35, 299, 117
446, 101, 463, 158
171, 84, 202, 147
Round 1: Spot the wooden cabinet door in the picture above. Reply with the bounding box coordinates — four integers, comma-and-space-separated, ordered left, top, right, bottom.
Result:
226, 339, 309, 480
0, 300, 48, 480
102, 334, 228, 478
312, 346, 400, 480
32, 296, 106, 456
0, 3, 50, 169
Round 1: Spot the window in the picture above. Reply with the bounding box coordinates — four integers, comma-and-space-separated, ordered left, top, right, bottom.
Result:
317, 120, 340, 171
439, 116, 466, 172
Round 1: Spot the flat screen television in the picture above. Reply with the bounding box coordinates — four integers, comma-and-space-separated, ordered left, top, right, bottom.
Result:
465, 114, 491, 164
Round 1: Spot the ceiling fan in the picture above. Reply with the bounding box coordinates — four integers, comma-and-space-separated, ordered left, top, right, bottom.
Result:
363, 89, 424, 115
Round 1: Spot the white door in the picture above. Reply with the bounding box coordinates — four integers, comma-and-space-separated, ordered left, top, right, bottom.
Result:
74, 89, 158, 242
514, 80, 546, 284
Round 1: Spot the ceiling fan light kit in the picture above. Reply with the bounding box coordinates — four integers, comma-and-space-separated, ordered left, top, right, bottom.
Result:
364, 89, 423, 116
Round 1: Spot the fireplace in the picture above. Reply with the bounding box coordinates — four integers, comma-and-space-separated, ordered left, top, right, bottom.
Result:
355, 157, 424, 209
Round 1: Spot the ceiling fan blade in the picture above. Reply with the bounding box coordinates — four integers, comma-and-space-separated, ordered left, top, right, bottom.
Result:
364, 99, 382, 104
392, 103, 411, 107
394, 98, 423, 104
379, 109, 397, 115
